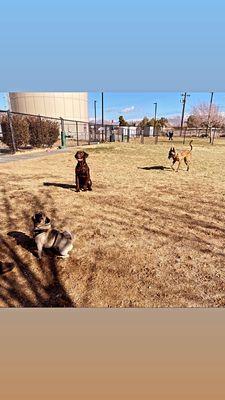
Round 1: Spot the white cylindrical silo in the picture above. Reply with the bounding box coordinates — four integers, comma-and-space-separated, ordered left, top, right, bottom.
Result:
9, 92, 88, 122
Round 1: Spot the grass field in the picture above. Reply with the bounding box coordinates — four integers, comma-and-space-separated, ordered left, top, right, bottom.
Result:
0, 137, 225, 307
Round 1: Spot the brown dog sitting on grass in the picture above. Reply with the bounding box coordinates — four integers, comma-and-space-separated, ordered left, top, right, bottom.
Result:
168, 140, 193, 172
75, 151, 92, 192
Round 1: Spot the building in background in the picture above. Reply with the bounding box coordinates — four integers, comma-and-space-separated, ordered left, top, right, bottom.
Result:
143, 126, 154, 136
9, 92, 88, 122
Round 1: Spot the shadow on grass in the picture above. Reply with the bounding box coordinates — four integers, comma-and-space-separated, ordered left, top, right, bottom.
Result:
91, 192, 225, 260
138, 165, 171, 171
0, 188, 74, 307
7, 231, 37, 258
43, 182, 75, 190
0, 261, 15, 275
0, 148, 12, 154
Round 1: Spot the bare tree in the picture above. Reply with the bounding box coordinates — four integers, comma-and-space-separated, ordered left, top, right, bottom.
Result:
191, 103, 225, 128
187, 115, 202, 128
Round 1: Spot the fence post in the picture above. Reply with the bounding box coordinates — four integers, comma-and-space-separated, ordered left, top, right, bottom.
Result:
141, 130, 144, 144
105, 126, 107, 142
60, 117, 66, 148
154, 127, 159, 144
102, 126, 105, 142
127, 127, 130, 142
183, 126, 187, 144
76, 121, 79, 146
38, 114, 43, 146
211, 128, 216, 145
7, 110, 16, 153
209, 126, 212, 144
88, 123, 91, 145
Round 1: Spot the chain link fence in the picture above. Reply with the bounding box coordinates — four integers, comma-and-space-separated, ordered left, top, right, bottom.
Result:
0, 110, 143, 153
0, 110, 95, 153
2, 109, 222, 154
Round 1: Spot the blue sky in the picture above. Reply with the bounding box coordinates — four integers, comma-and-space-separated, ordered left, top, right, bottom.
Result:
1, 1, 225, 91
88, 92, 225, 121
89, 92, 225, 122
1, 92, 225, 122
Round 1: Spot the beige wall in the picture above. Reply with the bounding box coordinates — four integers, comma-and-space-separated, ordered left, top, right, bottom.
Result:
9, 92, 88, 122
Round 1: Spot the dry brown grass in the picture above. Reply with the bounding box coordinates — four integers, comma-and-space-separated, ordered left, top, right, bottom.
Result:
1, 137, 225, 307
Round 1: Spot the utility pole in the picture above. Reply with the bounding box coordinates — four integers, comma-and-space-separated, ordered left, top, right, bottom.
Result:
153, 102, 158, 144
207, 92, 214, 143
101, 92, 104, 128
180, 92, 189, 137
101, 92, 104, 142
94, 100, 97, 137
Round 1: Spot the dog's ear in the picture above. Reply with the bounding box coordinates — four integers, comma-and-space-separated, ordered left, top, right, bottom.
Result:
84, 151, 89, 158
45, 216, 51, 224
32, 213, 40, 222
74, 152, 78, 159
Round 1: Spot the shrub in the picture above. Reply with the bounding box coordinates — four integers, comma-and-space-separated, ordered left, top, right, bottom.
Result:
1, 113, 60, 149
1, 114, 30, 149
28, 116, 45, 147
39, 119, 60, 147
28, 117, 60, 147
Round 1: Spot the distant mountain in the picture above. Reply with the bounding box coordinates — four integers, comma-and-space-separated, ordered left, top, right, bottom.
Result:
89, 119, 119, 125
167, 115, 182, 127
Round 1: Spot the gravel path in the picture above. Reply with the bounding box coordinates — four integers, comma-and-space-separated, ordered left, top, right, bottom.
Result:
0, 148, 71, 163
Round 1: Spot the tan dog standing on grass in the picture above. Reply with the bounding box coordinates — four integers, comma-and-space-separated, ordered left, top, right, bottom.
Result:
168, 140, 193, 172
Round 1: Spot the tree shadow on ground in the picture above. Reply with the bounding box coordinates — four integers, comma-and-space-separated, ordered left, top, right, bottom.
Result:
0, 187, 75, 307
0, 261, 15, 275
91, 191, 225, 260
7, 231, 37, 258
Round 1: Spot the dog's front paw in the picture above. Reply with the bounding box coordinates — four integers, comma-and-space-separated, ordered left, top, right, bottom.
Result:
57, 254, 69, 259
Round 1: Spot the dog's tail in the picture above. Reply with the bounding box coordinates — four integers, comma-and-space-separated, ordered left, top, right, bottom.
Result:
62, 231, 74, 241
189, 140, 193, 151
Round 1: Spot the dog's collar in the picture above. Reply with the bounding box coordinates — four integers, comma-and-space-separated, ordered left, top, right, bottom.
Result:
33, 224, 51, 236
